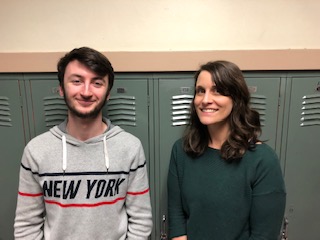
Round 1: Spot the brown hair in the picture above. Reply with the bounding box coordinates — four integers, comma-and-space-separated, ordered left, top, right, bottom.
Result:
183, 60, 261, 162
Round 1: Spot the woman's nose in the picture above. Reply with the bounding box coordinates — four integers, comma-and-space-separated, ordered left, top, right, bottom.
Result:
202, 92, 212, 103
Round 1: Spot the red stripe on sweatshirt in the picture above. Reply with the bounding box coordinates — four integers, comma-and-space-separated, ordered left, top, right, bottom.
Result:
127, 188, 149, 195
19, 188, 149, 208
45, 197, 126, 208
18, 191, 43, 197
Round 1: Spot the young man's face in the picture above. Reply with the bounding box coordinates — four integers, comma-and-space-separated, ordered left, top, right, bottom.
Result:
59, 60, 110, 119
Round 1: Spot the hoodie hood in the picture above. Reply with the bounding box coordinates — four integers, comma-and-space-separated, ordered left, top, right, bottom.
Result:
49, 117, 124, 174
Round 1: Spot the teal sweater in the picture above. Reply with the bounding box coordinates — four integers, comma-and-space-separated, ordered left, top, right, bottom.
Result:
168, 139, 286, 240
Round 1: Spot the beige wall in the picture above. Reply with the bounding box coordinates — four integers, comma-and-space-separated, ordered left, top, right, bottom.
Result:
1, 0, 320, 52
0, 0, 320, 71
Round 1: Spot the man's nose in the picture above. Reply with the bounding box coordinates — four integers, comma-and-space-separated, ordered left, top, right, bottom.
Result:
81, 83, 92, 96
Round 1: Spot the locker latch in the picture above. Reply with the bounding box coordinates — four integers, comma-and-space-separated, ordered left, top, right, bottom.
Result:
281, 217, 289, 240
160, 214, 168, 240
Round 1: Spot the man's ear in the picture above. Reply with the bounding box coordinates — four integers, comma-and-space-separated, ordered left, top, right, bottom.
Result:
59, 85, 64, 97
106, 93, 110, 101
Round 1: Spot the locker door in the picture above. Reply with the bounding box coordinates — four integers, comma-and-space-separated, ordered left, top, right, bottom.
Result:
25, 74, 66, 138
0, 76, 27, 240
104, 75, 152, 239
282, 75, 320, 240
244, 74, 283, 152
154, 74, 194, 239
105, 75, 150, 162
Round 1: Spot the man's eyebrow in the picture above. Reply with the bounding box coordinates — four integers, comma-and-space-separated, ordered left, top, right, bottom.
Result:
93, 76, 105, 80
68, 74, 82, 78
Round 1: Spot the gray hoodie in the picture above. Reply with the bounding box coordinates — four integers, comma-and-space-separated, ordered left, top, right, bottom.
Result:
14, 118, 153, 240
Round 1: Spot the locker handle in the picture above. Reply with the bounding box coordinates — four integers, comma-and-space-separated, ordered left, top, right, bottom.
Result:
160, 214, 168, 240
280, 217, 289, 240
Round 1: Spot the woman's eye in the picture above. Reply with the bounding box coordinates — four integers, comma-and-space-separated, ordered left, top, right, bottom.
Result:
212, 87, 221, 95
196, 88, 205, 94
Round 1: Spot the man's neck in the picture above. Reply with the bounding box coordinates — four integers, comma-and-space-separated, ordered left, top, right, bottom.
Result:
66, 114, 108, 141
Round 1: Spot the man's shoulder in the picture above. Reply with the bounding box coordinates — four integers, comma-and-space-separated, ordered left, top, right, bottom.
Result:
110, 126, 141, 144
27, 129, 55, 147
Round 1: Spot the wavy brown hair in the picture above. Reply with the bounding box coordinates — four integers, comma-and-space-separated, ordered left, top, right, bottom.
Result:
183, 60, 261, 162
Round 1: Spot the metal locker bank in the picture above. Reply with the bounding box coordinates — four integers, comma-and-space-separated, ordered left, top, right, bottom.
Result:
281, 74, 320, 240
0, 71, 320, 240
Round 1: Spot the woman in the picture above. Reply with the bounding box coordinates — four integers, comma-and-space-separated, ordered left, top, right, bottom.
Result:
167, 60, 286, 240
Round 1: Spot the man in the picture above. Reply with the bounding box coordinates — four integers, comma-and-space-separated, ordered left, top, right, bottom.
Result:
14, 47, 153, 239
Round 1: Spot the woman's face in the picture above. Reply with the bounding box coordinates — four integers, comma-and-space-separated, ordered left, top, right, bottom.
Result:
194, 70, 233, 127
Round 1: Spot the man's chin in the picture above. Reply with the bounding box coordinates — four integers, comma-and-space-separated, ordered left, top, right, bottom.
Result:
70, 110, 100, 119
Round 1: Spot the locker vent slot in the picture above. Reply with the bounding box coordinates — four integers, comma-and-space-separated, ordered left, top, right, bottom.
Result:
171, 95, 193, 126
0, 96, 12, 127
107, 96, 136, 126
300, 94, 320, 127
43, 96, 67, 127
250, 94, 266, 127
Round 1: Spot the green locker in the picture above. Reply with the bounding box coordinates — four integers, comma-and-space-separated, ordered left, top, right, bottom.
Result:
24, 74, 66, 138
282, 74, 320, 240
153, 74, 194, 239
104, 74, 154, 239
0, 75, 28, 240
3, 70, 320, 240
105, 74, 151, 166
243, 73, 285, 156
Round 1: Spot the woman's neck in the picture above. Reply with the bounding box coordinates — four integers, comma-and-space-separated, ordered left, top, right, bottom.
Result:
207, 122, 230, 149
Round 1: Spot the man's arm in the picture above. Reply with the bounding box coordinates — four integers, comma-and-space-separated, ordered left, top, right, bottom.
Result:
125, 144, 153, 239
14, 148, 45, 240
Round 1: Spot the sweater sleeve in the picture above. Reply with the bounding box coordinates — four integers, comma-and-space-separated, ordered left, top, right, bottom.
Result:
167, 141, 187, 238
14, 147, 45, 240
249, 146, 286, 240
125, 143, 153, 240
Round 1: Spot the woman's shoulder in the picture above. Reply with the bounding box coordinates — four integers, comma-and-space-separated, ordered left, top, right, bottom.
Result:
170, 138, 191, 161
173, 138, 184, 146
254, 143, 278, 157
244, 143, 281, 170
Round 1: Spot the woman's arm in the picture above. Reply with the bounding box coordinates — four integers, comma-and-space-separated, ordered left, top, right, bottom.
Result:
167, 142, 188, 239
249, 147, 286, 240
172, 236, 187, 240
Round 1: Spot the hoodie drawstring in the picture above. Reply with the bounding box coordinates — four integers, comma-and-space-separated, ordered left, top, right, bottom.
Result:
103, 136, 110, 173
62, 135, 67, 174
61, 135, 109, 174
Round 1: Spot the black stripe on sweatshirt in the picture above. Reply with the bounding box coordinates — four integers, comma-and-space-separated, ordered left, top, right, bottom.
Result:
20, 161, 147, 177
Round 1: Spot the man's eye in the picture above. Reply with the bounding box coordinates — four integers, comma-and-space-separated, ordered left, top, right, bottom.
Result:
94, 81, 104, 87
72, 80, 81, 84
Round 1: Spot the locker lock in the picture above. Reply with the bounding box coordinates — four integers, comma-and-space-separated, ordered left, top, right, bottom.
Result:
116, 87, 126, 93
